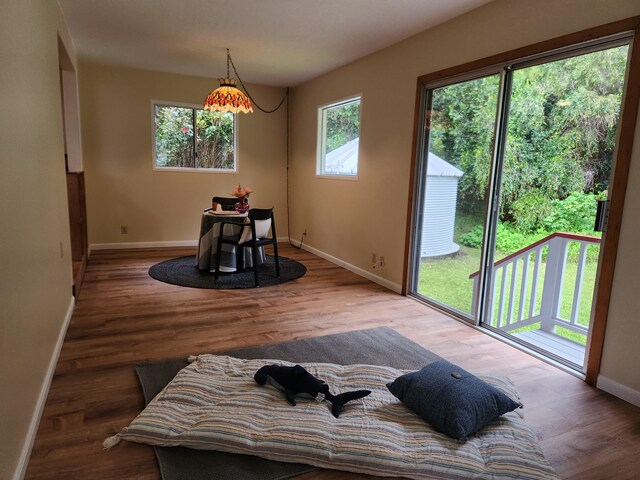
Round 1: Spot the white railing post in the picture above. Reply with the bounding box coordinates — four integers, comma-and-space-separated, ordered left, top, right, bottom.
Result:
471, 275, 479, 321
497, 265, 507, 328
570, 242, 589, 327
529, 247, 543, 318
539, 236, 568, 333
507, 259, 519, 326
517, 252, 530, 322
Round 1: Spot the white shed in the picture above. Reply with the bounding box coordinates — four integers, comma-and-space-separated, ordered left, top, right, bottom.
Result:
421, 152, 464, 257
324, 138, 359, 175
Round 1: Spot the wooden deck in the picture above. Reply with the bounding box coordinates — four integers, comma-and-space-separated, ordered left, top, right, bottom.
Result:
24, 245, 640, 479
511, 329, 586, 367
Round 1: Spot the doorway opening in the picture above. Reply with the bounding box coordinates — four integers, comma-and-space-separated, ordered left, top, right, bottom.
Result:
58, 37, 87, 297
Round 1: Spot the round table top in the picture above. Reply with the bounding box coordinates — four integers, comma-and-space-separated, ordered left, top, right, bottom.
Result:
203, 209, 248, 217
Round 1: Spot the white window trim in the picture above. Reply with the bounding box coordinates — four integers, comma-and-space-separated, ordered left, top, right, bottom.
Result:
316, 94, 362, 180
151, 99, 239, 174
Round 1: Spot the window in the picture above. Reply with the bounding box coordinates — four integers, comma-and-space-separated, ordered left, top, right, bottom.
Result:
317, 96, 361, 177
152, 101, 236, 171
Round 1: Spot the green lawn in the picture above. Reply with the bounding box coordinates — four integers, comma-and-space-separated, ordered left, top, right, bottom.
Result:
416, 245, 480, 315
417, 244, 597, 346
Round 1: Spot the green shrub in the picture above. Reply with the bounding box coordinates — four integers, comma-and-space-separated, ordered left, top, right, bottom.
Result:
510, 190, 552, 234
460, 223, 545, 255
459, 225, 484, 249
495, 223, 546, 255
458, 191, 603, 261
541, 192, 597, 233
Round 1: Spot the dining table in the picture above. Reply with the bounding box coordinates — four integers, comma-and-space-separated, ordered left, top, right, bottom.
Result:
196, 209, 265, 272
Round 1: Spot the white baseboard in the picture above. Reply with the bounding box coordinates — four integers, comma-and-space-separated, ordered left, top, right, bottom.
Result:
597, 374, 640, 407
90, 238, 294, 255
290, 239, 401, 293
13, 297, 75, 480
89, 240, 198, 254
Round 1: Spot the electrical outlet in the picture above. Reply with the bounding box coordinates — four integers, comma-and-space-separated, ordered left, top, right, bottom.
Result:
379, 256, 385, 267
121, 225, 128, 234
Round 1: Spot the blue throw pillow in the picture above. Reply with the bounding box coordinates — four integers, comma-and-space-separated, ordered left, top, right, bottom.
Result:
386, 359, 522, 440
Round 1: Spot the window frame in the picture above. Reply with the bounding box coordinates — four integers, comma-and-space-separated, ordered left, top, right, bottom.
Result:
316, 94, 362, 180
151, 100, 239, 174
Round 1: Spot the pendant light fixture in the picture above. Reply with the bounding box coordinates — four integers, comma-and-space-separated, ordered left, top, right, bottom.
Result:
203, 48, 253, 114
203, 48, 289, 115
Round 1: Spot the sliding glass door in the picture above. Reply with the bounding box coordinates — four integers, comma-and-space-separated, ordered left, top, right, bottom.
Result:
411, 37, 631, 371
412, 74, 500, 319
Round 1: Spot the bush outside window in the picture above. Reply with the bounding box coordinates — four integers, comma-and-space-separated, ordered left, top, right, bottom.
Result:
317, 96, 361, 177
153, 102, 236, 171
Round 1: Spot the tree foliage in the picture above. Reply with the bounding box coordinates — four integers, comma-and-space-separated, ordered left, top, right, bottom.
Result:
325, 100, 360, 153
429, 75, 499, 214
428, 45, 628, 230
155, 106, 234, 169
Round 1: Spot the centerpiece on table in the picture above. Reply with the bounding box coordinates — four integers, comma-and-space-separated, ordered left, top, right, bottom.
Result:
231, 184, 252, 213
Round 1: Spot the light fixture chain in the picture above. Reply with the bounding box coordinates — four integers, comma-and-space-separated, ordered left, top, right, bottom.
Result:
227, 52, 288, 114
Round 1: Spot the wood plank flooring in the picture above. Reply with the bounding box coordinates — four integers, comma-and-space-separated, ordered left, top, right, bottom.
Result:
25, 245, 640, 479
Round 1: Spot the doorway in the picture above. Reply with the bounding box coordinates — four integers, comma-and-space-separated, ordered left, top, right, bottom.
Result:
410, 35, 632, 372
58, 37, 87, 297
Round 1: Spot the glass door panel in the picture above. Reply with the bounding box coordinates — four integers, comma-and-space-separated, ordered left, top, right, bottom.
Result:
483, 44, 630, 369
414, 74, 500, 318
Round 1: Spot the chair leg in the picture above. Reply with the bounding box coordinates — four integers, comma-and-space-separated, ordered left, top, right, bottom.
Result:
251, 244, 260, 287
236, 244, 243, 272
272, 240, 280, 278
214, 236, 224, 280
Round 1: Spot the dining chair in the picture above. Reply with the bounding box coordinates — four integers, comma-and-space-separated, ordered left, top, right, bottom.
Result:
214, 207, 280, 287
212, 196, 238, 211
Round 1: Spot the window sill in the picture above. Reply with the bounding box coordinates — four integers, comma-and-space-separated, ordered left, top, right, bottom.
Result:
153, 166, 238, 174
315, 173, 359, 181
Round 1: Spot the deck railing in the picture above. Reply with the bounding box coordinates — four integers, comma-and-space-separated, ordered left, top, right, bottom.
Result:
470, 232, 600, 339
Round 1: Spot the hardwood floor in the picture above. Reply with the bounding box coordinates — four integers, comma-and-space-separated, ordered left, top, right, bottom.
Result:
25, 245, 640, 479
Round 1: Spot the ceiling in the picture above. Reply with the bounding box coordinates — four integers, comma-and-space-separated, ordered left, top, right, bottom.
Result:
58, 0, 494, 87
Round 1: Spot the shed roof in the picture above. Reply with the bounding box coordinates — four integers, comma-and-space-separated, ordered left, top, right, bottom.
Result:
324, 138, 359, 174
325, 141, 463, 178
427, 152, 463, 177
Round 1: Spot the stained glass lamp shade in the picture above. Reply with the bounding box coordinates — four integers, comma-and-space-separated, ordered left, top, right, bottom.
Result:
203, 77, 253, 114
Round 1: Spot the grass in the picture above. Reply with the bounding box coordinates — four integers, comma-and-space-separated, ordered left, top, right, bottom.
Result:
416, 245, 480, 315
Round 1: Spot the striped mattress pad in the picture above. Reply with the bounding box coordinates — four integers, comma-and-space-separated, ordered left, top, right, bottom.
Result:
105, 355, 557, 479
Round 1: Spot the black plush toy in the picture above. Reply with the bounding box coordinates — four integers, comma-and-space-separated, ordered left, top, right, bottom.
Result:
254, 364, 371, 418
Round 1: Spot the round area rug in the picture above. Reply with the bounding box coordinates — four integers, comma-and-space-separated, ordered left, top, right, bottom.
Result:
148, 255, 306, 289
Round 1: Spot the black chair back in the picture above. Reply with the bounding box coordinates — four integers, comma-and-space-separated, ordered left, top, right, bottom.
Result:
247, 208, 276, 242
248, 208, 274, 222
212, 196, 237, 211
214, 207, 280, 287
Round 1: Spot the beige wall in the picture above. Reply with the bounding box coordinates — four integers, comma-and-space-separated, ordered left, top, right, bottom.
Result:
0, 1, 76, 478
79, 63, 288, 247
600, 115, 640, 392
289, 0, 640, 393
